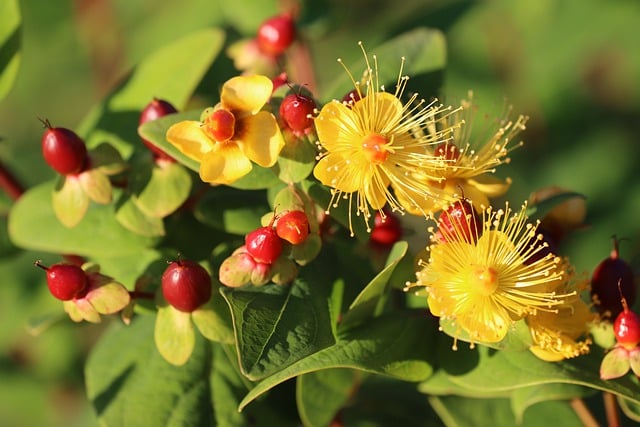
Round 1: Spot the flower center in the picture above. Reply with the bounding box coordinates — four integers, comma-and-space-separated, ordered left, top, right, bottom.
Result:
472, 266, 499, 296
203, 109, 236, 142
361, 133, 389, 165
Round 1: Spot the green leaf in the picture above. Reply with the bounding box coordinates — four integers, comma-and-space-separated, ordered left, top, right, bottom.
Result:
0, 0, 20, 102
340, 241, 408, 329
194, 187, 268, 235
599, 346, 630, 380
86, 316, 214, 426
115, 193, 166, 237
221, 262, 336, 381
510, 383, 593, 424
78, 28, 225, 158
191, 287, 235, 344
130, 159, 192, 218
239, 310, 436, 410
90, 142, 128, 175
323, 27, 447, 102
52, 175, 89, 228
438, 317, 533, 352
273, 135, 317, 184
9, 181, 159, 256
297, 369, 359, 427
229, 164, 282, 190
154, 305, 196, 366
307, 182, 369, 241
428, 395, 583, 427
79, 169, 113, 204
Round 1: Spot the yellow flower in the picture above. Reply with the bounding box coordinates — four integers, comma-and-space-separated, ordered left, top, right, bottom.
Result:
166, 75, 285, 185
409, 202, 570, 344
399, 92, 528, 215
527, 267, 594, 361
312, 43, 459, 233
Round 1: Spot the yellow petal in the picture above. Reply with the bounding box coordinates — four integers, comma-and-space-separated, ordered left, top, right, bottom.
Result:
315, 100, 360, 151
457, 298, 511, 342
313, 153, 360, 193
221, 75, 272, 114
467, 174, 511, 198
363, 172, 391, 210
352, 92, 403, 133
166, 121, 213, 163
199, 143, 252, 185
237, 111, 284, 167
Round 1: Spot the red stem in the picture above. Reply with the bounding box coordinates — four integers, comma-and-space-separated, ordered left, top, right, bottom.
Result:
129, 291, 155, 300
0, 161, 24, 200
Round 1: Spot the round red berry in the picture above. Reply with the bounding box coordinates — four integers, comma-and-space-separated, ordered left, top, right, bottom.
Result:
370, 211, 402, 247
279, 93, 316, 133
341, 89, 362, 106
614, 308, 640, 349
590, 238, 636, 318
161, 260, 212, 312
436, 199, 480, 243
256, 14, 296, 56
36, 261, 88, 301
276, 210, 310, 245
41, 121, 88, 175
245, 226, 283, 264
139, 98, 178, 161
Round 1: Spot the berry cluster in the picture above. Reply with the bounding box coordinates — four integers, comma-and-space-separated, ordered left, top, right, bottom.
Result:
219, 209, 312, 287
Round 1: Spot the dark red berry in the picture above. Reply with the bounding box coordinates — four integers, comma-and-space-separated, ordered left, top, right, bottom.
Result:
162, 259, 212, 312
434, 142, 461, 162
370, 210, 402, 247
523, 228, 558, 265
591, 237, 636, 318
279, 93, 316, 133
341, 89, 362, 106
245, 226, 283, 264
436, 199, 480, 243
614, 293, 640, 349
139, 98, 178, 161
276, 210, 310, 245
40, 120, 88, 175
36, 261, 88, 301
256, 14, 296, 56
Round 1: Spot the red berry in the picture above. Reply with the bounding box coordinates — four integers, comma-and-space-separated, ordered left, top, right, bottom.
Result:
614, 306, 640, 349
370, 211, 402, 247
436, 199, 480, 243
341, 89, 362, 106
276, 210, 310, 245
41, 120, 88, 175
523, 228, 558, 265
590, 238, 636, 318
256, 14, 296, 56
36, 261, 88, 301
245, 226, 283, 264
279, 93, 316, 133
139, 98, 178, 161
434, 142, 461, 161
161, 259, 212, 312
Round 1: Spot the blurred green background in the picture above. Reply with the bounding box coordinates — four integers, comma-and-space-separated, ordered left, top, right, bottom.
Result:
0, 0, 639, 425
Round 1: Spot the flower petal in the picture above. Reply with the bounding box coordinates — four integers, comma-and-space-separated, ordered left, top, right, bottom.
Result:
166, 121, 213, 162
199, 143, 252, 185
352, 92, 403, 133
313, 153, 360, 193
315, 100, 360, 152
237, 111, 284, 167
221, 75, 272, 114
467, 174, 511, 198
364, 171, 391, 210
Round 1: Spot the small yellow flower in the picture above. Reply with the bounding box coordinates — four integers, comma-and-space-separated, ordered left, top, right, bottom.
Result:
409, 202, 570, 344
527, 266, 594, 361
166, 75, 285, 185
313, 43, 459, 233
399, 92, 528, 215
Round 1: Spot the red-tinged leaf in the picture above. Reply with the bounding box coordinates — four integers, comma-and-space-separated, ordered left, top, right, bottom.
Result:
79, 169, 113, 204
629, 347, 640, 377
600, 347, 630, 380
52, 175, 89, 228
86, 279, 131, 315
154, 304, 195, 366
64, 298, 101, 323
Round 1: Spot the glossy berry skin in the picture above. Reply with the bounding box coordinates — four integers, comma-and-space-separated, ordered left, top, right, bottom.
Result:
614, 309, 640, 349
245, 226, 283, 264
276, 210, 310, 245
256, 14, 296, 56
139, 98, 178, 161
370, 211, 402, 247
590, 242, 636, 318
436, 199, 480, 243
43, 263, 88, 301
41, 125, 88, 175
162, 260, 212, 312
279, 93, 316, 133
